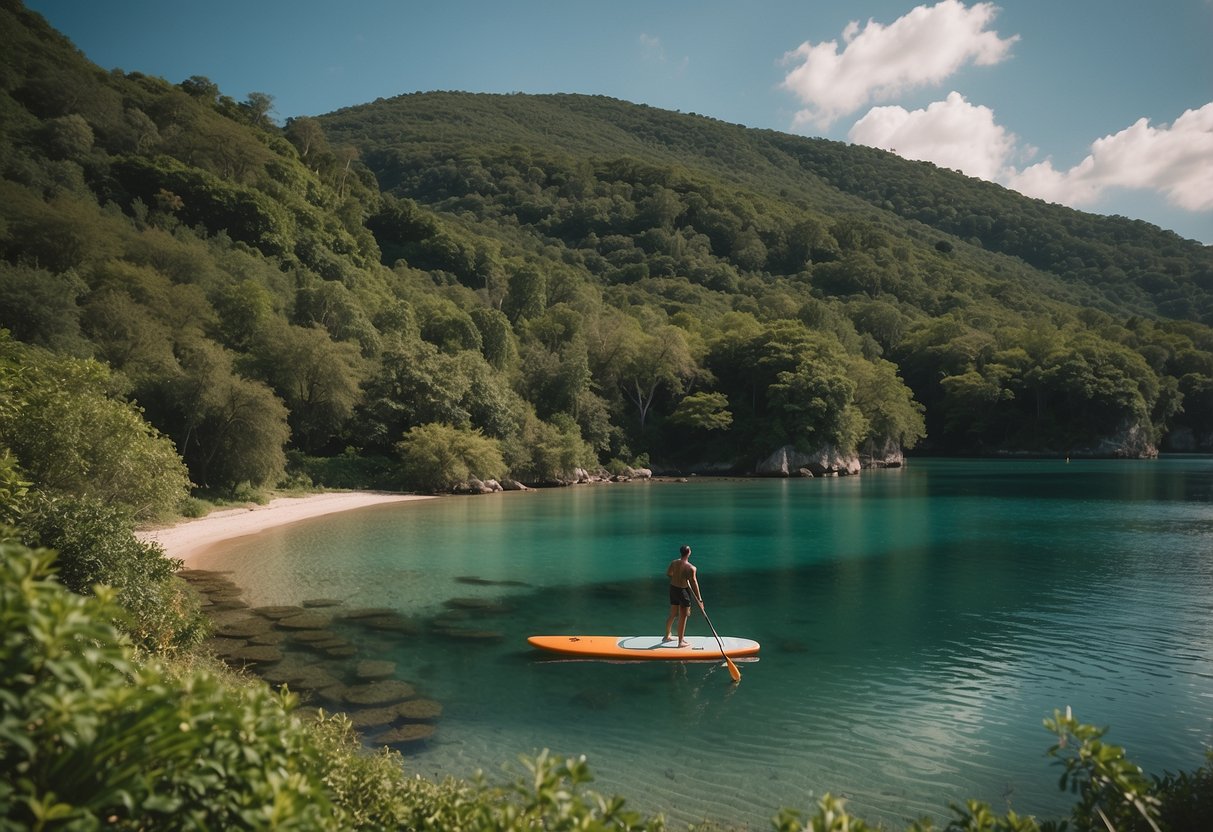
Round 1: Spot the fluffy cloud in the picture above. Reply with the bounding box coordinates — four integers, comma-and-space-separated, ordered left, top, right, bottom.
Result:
1007, 103, 1213, 212
639, 33, 664, 60
850, 94, 1213, 218
848, 91, 1020, 181
639, 33, 688, 74
781, 0, 1017, 130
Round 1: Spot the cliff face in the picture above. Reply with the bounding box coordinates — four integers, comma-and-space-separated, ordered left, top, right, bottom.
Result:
755, 445, 862, 477
1071, 423, 1159, 459
991, 422, 1159, 460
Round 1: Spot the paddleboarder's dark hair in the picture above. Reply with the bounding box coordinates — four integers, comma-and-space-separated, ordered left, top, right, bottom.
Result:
680, 545, 691, 557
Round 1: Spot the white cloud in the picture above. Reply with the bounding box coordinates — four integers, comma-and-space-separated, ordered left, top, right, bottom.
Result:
849, 91, 1020, 181
1007, 103, 1213, 212
639, 32, 689, 74
781, 0, 1017, 130
639, 33, 664, 60
849, 94, 1213, 223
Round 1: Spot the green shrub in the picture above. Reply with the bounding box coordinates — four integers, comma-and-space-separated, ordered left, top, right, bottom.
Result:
229, 481, 269, 505
1147, 756, 1213, 832
385, 749, 666, 831
396, 422, 505, 492
305, 713, 419, 829
772, 706, 1176, 832
0, 450, 30, 528
286, 448, 400, 490
179, 496, 211, 518
0, 334, 191, 522
1045, 706, 1162, 832
0, 541, 336, 830
17, 493, 206, 653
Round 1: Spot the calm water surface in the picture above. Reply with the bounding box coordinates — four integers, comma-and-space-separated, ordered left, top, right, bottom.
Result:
193, 458, 1213, 828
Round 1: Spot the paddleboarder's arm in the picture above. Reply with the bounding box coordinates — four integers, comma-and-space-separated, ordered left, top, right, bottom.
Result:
689, 567, 702, 605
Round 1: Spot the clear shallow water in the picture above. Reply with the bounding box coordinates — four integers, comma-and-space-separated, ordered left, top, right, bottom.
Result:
193, 458, 1213, 828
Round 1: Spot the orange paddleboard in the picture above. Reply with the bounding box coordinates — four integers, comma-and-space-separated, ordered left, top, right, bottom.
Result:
528, 635, 760, 660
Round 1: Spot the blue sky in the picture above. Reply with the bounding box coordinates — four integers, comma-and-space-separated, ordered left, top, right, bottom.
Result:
26, 0, 1213, 244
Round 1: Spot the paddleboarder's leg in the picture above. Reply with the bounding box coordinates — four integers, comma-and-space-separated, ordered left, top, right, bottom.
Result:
664, 605, 678, 640
677, 604, 691, 647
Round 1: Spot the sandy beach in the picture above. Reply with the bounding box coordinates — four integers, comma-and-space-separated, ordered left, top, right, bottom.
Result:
137, 492, 435, 564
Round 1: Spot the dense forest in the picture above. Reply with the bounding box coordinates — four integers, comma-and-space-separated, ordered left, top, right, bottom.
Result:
4, 1, 1213, 502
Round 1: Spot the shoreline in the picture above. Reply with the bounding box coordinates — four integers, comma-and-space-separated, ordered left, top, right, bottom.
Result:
137, 491, 436, 565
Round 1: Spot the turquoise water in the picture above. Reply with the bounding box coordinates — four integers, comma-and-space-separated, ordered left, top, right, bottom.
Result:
194, 458, 1213, 828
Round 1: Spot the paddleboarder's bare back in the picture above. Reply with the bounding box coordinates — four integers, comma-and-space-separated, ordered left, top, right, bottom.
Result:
664, 544, 702, 647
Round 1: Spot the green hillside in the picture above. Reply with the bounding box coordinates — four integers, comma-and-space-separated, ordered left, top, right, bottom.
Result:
4, 0, 1213, 507
322, 90, 1212, 319
321, 91, 1213, 457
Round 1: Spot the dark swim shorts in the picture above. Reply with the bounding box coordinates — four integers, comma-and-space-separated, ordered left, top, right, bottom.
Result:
669, 585, 692, 606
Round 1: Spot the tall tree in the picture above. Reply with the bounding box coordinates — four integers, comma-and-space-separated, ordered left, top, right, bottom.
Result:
620, 323, 696, 431
357, 337, 473, 450
245, 322, 366, 453
241, 91, 275, 129
284, 116, 329, 167
154, 339, 290, 492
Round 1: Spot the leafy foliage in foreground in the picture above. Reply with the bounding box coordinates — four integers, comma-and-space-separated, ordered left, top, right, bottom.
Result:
0, 544, 337, 830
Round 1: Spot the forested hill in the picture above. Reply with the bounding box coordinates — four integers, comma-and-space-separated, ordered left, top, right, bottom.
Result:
5, 0, 1213, 508
318, 91, 1213, 457
320, 91, 1213, 322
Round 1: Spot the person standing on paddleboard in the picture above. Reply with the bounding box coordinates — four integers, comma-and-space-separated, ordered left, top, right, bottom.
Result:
664, 544, 703, 647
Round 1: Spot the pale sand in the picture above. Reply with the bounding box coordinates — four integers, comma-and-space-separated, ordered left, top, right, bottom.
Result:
136, 492, 435, 564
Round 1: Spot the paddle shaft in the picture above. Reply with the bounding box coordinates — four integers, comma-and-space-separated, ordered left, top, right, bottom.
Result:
697, 600, 742, 683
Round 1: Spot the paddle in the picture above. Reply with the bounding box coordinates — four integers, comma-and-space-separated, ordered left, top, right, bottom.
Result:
697, 599, 741, 683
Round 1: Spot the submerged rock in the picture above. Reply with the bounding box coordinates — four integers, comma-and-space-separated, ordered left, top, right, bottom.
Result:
289, 629, 338, 643
215, 617, 272, 638
344, 680, 417, 706
375, 724, 436, 745
230, 645, 283, 664
209, 599, 250, 611
253, 605, 306, 619
289, 669, 345, 692
355, 660, 397, 681
259, 662, 315, 686
201, 637, 247, 659
455, 576, 531, 587
314, 685, 350, 706
349, 706, 402, 730
444, 597, 512, 613
277, 612, 332, 630
339, 607, 397, 620
248, 631, 286, 646
359, 614, 421, 634
397, 698, 443, 720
